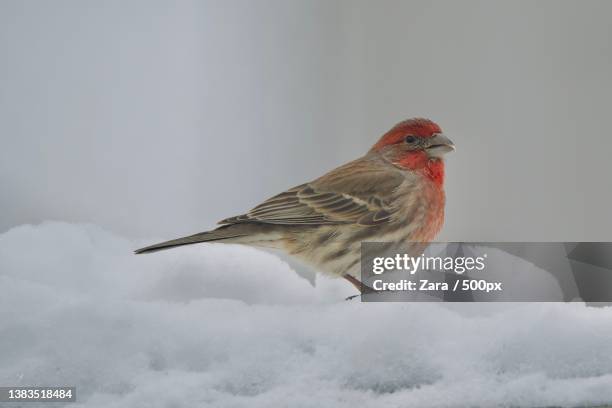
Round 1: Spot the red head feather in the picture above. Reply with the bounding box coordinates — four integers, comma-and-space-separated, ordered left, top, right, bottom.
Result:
371, 118, 446, 186
371, 118, 442, 151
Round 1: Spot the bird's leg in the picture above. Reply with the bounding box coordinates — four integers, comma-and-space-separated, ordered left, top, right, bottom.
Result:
343, 274, 375, 293
343, 274, 376, 300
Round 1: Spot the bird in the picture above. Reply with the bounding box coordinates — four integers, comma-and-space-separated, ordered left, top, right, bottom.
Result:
135, 118, 454, 295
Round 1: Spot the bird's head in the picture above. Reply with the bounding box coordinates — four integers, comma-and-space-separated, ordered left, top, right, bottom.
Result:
370, 118, 455, 186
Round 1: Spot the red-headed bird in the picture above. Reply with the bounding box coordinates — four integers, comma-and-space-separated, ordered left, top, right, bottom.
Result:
135, 118, 454, 294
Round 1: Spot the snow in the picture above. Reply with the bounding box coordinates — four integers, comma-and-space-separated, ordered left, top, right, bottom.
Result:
1, 222, 612, 407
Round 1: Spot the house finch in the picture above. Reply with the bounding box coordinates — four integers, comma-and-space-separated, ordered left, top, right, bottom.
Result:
136, 118, 454, 294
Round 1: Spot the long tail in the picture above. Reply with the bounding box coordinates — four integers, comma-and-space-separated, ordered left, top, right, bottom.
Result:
135, 225, 250, 254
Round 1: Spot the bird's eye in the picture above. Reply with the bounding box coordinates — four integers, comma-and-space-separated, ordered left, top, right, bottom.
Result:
404, 135, 417, 144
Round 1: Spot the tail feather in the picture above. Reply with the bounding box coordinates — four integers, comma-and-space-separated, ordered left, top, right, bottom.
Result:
134, 225, 247, 254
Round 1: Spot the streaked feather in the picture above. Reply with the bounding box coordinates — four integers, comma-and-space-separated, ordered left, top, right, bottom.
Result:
219, 155, 405, 227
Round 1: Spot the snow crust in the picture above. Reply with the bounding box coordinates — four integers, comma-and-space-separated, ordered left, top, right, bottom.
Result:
1, 222, 612, 407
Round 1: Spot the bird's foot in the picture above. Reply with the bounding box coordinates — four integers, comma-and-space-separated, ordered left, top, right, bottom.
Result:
344, 286, 383, 301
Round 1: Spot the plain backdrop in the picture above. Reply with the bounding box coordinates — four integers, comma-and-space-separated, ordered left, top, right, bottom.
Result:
2, 0, 612, 242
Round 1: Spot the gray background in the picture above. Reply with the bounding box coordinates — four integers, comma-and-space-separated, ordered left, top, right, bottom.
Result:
1, 0, 611, 242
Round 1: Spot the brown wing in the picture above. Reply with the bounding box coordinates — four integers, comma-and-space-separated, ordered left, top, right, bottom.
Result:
218, 155, 405, 227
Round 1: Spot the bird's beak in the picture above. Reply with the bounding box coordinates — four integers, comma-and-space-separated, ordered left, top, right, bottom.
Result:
426, 133, 455, 158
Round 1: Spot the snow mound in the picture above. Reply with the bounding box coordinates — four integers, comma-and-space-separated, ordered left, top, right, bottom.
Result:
1, 222, 611, 407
